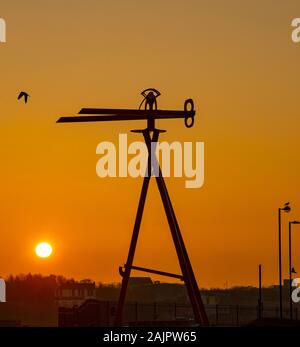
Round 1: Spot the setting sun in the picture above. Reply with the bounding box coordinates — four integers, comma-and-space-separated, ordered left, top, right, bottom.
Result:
35, 242, 53, 258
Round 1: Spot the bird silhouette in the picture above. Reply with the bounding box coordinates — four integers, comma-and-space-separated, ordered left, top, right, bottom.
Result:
292, 267, 297, 274
18, 91, 30, 103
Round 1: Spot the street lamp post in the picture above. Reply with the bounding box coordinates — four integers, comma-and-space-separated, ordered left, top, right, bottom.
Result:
258, 264, 262, 320
278, 202, 291, 320
289, 220, 300, 320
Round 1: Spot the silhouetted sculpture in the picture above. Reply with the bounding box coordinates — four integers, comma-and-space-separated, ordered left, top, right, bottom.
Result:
57, 89, 208, 327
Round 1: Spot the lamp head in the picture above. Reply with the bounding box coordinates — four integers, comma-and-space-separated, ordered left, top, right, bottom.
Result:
282, 205, 291, 212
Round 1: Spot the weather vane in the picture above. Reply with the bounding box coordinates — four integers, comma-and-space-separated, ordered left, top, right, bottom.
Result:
57, 88, 208, 326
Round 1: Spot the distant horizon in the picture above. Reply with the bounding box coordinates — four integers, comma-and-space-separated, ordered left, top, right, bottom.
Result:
1, 272, 291, 290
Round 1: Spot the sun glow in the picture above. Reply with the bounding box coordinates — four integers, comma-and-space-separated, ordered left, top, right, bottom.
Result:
35, 242, 53, 258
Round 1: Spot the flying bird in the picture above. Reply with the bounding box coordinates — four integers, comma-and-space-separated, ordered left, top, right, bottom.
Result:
18, 91, 30, 103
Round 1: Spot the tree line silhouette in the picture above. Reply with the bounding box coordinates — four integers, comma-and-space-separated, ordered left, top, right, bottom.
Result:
4, 274, 93, 303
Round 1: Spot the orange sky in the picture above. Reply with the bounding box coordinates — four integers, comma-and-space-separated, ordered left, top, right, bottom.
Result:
0, 0, 300, 288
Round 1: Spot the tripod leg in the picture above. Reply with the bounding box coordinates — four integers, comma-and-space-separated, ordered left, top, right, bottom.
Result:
114, 174, 151, 326
155, 173, 209, 325
115, 129, 156, 326
158, 175, 209, 325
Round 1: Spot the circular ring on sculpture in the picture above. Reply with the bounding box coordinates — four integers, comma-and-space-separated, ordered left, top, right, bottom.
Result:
184, 99, 195, 128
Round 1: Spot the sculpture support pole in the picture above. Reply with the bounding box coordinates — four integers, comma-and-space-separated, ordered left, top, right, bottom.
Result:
155, 171, 208, 325
114, 172, 151, 326
115, 129, 208, 326
114, 129, 159, 326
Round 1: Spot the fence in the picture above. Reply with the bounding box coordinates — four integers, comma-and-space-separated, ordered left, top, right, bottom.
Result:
122, 302, 300, 326
58, 300, 300, 327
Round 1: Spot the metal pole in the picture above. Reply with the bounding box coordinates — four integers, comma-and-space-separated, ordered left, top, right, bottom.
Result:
114, 173, 151, 326
289, 222, 293, 320
258, 264, 262, 320
278, 208, 283, 320
153, 302, 157, 321
135, 302, 138, 323
155, 169, 208, 325
114, 128, 159, 326
106, 301, 110, 326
